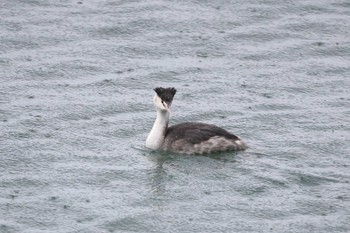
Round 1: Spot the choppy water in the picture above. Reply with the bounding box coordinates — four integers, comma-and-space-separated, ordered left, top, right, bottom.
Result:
1, 0, 350, 232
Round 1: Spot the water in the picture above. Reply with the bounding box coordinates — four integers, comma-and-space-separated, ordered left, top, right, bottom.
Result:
1, 0, 350, 232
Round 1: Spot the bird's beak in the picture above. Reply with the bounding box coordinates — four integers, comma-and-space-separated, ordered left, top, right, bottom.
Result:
164, 102, 172, 116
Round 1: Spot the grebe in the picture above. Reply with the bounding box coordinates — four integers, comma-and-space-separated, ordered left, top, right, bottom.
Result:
145, 87, 247, 154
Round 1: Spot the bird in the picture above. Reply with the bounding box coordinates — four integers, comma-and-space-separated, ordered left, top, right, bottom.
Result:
145, 87, 247, 154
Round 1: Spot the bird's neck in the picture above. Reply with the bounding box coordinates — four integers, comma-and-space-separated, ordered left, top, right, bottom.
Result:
146, 110, 169, 150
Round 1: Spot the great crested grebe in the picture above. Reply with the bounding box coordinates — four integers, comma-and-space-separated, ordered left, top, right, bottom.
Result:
145, 87, 247, 154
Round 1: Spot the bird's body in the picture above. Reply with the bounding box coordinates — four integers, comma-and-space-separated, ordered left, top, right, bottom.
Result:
145, 87, 246, 154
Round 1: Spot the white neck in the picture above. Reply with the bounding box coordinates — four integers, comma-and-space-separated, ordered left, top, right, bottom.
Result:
146, 110, 169, 150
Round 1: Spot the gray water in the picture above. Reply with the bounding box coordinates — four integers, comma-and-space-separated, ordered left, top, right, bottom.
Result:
1, 0, 350, 232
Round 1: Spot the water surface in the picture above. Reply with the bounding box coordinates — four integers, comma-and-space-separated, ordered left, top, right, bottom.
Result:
1, 0, 350, 232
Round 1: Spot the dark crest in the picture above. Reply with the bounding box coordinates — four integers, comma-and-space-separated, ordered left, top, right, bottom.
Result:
154, 87, 177, 102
